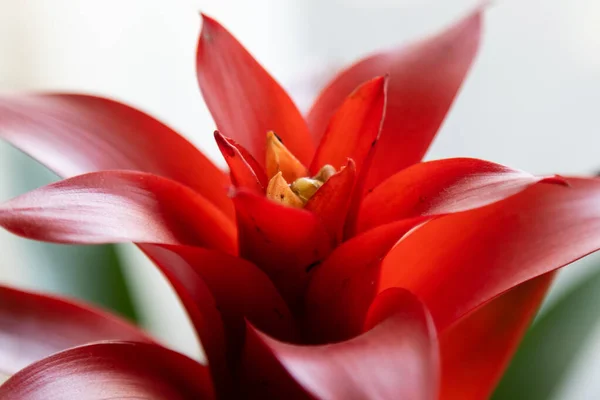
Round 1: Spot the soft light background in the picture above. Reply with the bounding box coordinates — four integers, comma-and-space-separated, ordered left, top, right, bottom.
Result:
1, 0, 599, 398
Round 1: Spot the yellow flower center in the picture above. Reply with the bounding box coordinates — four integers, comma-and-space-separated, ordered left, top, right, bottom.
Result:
265, 131, 335, 207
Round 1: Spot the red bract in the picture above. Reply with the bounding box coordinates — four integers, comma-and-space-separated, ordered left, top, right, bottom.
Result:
0, 7, 599, 400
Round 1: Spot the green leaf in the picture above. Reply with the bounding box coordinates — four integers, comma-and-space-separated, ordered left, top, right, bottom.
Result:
1, 142, 138, 322
492, 255, 600, 400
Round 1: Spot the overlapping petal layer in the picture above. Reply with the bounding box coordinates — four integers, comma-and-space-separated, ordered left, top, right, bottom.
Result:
305, 217, 428, 342
0, 285, 153, 376
307, 10, 482, 191
197, 15, 314, 167
0, 342, 215, 399
357, 158, 564, 232
439, 273, 554, 400
233, 189, 332, 310
309, 76, 386, 176
0, 94, 233, 217
242, 289, 438, 400
0, 170, 236, 252
379, 178, 600, 330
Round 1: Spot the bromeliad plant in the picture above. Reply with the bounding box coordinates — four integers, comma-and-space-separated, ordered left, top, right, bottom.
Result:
1, 7, 600, 400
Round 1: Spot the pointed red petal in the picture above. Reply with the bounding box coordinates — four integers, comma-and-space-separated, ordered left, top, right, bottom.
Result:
214, 131, 264, 193
309, 77, 386, 175
304, 217, 427, 342
357, 158, 564, 233
378, 177, 600, 330
197, 15, 314, 167
0, 170, 236, 252
223, 133, 269, 187
307, 10, 482, 191
0, 94, 233, 218
439, 274, 553, 400
233, 189, 332, 311
0, 342, 215, 399
241, 289, 438, 400
305, 159, 356, 245
141, 244, 297, 349
0, 285, 153, 376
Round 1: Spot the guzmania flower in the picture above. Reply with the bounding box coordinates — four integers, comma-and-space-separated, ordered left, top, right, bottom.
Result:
1, 7, 600, 400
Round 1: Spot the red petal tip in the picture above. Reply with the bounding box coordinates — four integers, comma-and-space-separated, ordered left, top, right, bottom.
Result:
540, 175, 570, 187
214, 130, 236, 157
199, 13, 222, 40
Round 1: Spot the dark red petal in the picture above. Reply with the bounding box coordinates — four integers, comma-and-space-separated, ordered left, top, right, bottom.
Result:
0, 93, 233, 218
223, 133, 269, 188
378, 177, 600, 330
0, 285, 153, 376
439, 273, 554, 400
309, 77, 386, 175
214, 131, 264, 193
197, 15, 314, 167
304, 217, 427, 342
136, 244, 230, 396
305, 159, 356, 245
357, 158, 564, 232
307, 10, 482, 191
0, 170, 236, 253
0, 342, 215, 399
232, 189, 332, 311
141, 244, 297, 349
241, 289, 438, 400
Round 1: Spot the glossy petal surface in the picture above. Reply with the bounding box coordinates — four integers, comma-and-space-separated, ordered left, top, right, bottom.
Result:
215, 131, 264, 193
233, 189, 332, 310
379, 178, 600, 330
142, 244, 297, 349
358, 158, 563, 232
0, 285, 152, 376
308, 10, 482, 191
305, 160, 356, 245
197, 15, 314, 167
243, 289, 438, 400
0, 170, 236, 253
0, 94, 232, 217
304, 217, 427, 342
0, 342, 215, 399
309, 76, 386, 175
439, 274, 553, 400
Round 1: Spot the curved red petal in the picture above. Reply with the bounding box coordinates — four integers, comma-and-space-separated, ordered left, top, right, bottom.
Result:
242, 289, 438, 400
136, 244, 230, 396
197, 15, 314, 167
141, 244, 298, 348
307, 10, 482, 191
305, 159, 356, 245
0, 285, 153, 377
0, 170, 236, 253
378, 177, 600, 330
357, 158, 563, 233
439, 273, 553, 400
309, 77, 386, 175
214, 131, 264, 193
0, 342, 215, 399
304, 217, 427, 342
0, 93, 233, 218
233, 189, 332, 311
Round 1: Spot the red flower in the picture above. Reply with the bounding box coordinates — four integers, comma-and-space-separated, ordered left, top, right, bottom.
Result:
1, 7, 600, 400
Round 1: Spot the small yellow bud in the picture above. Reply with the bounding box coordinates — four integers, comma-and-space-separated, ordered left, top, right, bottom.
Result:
290, 177, 323, 202
266, 171, 304, 208
265, 131, 308, 182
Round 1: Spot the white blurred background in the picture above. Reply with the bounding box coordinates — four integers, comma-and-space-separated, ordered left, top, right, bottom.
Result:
1, 0, 599, 398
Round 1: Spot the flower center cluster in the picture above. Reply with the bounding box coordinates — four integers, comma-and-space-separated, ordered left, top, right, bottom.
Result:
265, 131, 335, 207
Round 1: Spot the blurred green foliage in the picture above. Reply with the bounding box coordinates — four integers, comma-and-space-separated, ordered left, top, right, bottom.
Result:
2, 142, 138, 322
493, 259, 600, 399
